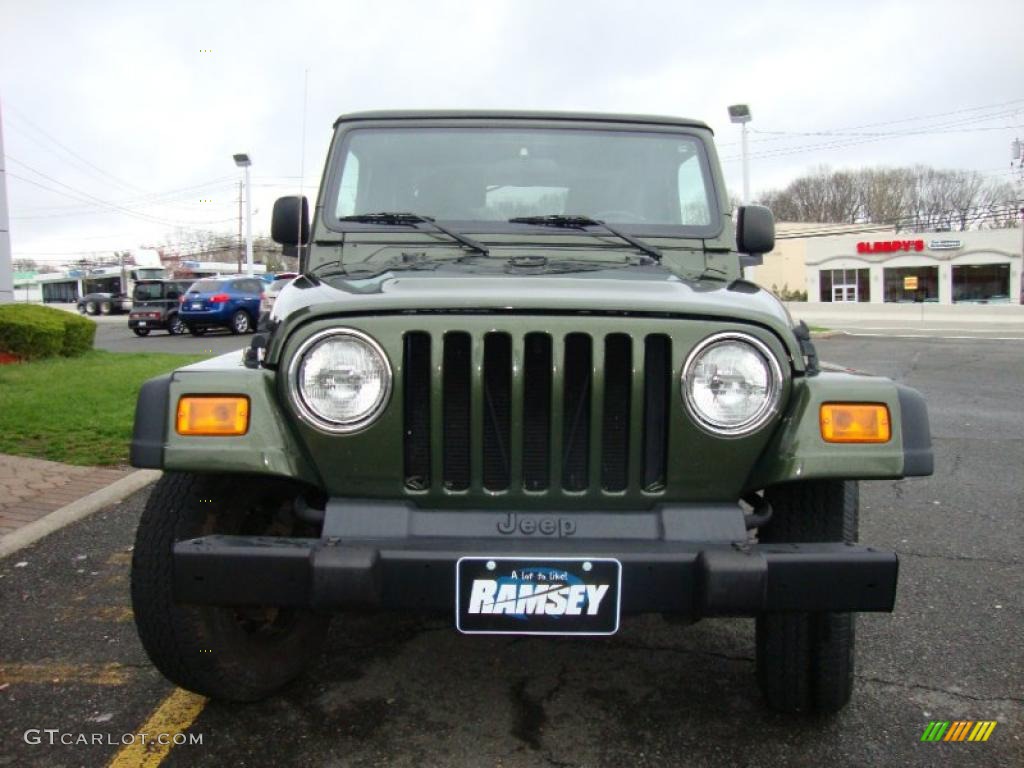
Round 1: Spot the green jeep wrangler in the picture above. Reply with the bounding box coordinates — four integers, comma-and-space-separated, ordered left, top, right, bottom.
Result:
128, 111, 932, 713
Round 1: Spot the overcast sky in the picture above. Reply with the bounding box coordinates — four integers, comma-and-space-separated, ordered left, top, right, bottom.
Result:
2, 0, 1022, 263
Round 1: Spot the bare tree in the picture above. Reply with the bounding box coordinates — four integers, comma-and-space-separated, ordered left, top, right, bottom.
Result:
757, 165, 1019, 230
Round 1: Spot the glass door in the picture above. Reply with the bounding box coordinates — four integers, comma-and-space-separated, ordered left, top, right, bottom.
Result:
831, 269, 858, 302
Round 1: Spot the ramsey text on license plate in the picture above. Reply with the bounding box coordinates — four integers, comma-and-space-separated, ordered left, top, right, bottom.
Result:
456, 557, 621, 636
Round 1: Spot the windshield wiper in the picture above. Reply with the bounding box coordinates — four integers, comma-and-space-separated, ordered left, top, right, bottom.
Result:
339, 212, 489, 256
508, 215, 663, 261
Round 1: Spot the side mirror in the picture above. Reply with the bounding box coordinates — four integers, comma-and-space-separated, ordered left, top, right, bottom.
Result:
736, 205, 775, 267
271, 196, 310, 246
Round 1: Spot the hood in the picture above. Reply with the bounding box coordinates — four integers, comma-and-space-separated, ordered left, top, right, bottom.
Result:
267, 265, 801, 365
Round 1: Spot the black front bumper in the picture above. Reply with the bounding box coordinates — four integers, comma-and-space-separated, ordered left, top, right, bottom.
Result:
172, 502, 898, 616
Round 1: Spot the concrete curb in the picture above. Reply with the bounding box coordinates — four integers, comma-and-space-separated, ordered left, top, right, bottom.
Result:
0, 469, 161, 559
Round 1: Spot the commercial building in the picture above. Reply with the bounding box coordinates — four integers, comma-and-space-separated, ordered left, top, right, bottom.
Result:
749, 226, 1022, 305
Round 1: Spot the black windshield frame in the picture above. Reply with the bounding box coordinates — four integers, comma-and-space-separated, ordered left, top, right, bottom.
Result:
320, 119, 724, 241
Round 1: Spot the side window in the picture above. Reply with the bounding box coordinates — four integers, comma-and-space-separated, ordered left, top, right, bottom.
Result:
677, 155, 711, 226
336, 150, 360, 217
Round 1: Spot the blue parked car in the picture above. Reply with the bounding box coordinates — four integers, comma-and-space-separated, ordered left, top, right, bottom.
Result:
178, 277, 264, 335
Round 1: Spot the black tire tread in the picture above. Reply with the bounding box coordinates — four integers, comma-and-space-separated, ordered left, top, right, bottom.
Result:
131, 472, 328, 701
755, 480, 858, 714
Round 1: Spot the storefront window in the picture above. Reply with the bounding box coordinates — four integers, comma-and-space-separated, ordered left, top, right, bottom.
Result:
952, 264, 1010, 303
883, 266, 939, 303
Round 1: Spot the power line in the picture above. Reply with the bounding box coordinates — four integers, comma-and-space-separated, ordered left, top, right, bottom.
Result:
6, 165, 235, 232
11, 176, 237, 215
775, 204, 1023, 240
718, 105, 1024, 166
3, 103, 151, 195
717, 98, 1024, 148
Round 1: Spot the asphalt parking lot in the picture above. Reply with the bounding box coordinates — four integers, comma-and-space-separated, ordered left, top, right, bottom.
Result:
1, 335, 1022, 767
88, 313, 250, 357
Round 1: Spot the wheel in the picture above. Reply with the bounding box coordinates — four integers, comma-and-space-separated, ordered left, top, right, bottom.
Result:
77, 304, 87, 315
230, 310, 252, 335
755, 480, 858, 714
130, 473, 330, 701
188, 325, 206, 336
132, 328, 150, 337
167, 314, 185, 336
100, 301, 112, 315
86, 301, 98, 315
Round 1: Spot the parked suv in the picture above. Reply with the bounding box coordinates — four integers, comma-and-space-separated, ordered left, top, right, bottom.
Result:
258, 273, 298, 329
178, 277, 263, 335
128, 280, 193, 336
128, 111, 932, 714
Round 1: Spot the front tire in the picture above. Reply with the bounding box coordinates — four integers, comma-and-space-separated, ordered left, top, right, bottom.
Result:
99, 300, 112, 315
755, 480, 858, 714
131, 473, 330, 701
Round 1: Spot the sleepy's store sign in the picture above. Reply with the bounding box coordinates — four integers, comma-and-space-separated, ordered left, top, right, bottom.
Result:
857, 239, 926, 254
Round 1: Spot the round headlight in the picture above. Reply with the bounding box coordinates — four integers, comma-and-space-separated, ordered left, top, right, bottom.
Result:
290, 329, 392, 433
682, 333, 783, 436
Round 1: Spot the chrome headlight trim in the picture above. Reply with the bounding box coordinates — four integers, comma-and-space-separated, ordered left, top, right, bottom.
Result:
287, 328, 393, 434
681, 331, 784, 437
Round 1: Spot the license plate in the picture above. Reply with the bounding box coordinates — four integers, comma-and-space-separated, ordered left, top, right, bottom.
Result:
456, 557, 621, 635
191, 302, 202, 310
138, 321, 146, 326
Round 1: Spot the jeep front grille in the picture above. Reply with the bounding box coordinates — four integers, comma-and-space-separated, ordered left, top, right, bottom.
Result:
402, 329, 671, 497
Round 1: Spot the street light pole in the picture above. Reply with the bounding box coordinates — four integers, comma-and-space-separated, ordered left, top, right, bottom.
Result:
741, 121, 750, 204
727, 104, 753, 204
233, 153, 254, 276
244, 164, 253, 276
0, 97, 14, 304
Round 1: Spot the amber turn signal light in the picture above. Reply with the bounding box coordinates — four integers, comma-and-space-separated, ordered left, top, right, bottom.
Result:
176, 396, 250, 436
820, 403, 890, 443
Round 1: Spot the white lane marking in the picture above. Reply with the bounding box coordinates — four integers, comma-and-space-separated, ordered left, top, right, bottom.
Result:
840, 332, 1024, 341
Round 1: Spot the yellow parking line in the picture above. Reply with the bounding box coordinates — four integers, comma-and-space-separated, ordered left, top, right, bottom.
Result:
107, 688, 207, 768
0, 662, 130, 685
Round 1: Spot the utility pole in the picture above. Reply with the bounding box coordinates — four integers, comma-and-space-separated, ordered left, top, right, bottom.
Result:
237, 179, 244, 273
0, 97, 14, 303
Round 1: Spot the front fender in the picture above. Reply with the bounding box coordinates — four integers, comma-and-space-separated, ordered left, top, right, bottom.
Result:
130, 351, 321, 486
745, 370, 932, 490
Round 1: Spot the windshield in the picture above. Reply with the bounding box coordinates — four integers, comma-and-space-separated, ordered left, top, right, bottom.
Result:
330, 127, 718, 234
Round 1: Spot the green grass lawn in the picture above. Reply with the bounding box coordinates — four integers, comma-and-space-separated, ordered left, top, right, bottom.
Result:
0, 350, 205, 466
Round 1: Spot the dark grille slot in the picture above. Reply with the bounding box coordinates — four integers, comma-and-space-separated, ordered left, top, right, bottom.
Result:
601, 334, 632, 491
443, 332, 471, 490
403, 332, 431, 490
642, 335, 671, 491
561, 333, 592, 491
482, 333, 512, 490
522, 333, 552, 491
